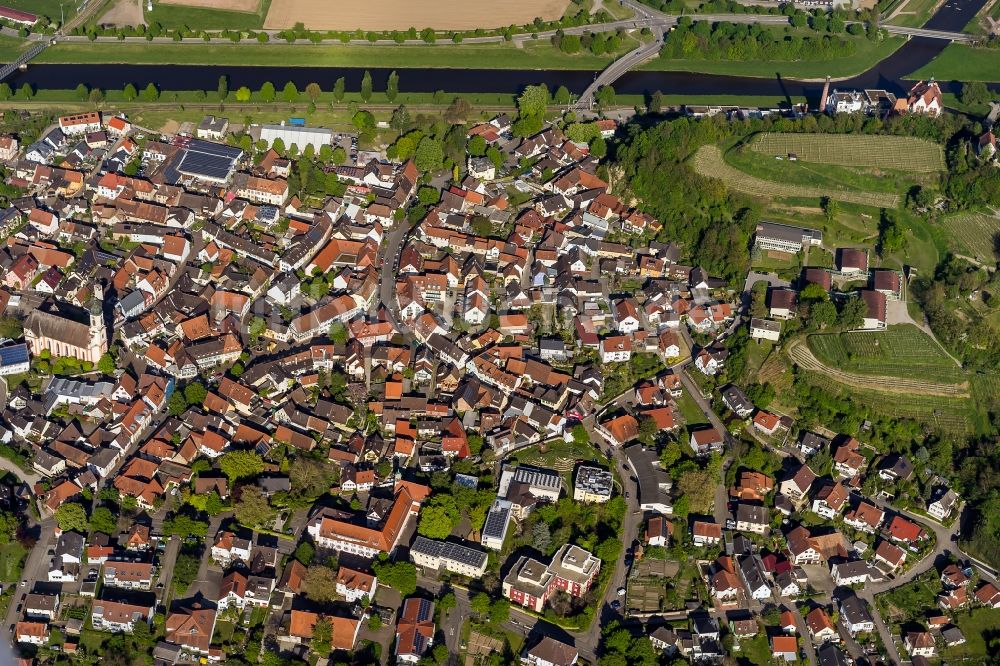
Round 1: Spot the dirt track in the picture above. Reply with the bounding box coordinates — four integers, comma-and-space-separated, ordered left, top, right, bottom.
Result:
787, 339, 970, 398
263, 0, 570, 30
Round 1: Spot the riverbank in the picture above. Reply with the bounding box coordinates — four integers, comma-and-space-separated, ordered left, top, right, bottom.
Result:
909, 43, 1000, 82
2, 32, 903, 83
641, 36, 906, 80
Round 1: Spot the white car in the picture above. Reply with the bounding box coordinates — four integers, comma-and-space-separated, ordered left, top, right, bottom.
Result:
617, 587, 626, 596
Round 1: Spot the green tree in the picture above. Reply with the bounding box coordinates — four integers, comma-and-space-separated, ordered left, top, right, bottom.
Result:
0, 83, 10, 100
838, 295, 868, 331
312, 617, 332, 655
417, 186, 439, 205
75, 83, 89, 101
517, 84, 549, 118
438, 591, 456, 614
303, 565, 340, 602
386, 70, 399, 102
595, 85, 616, 108
649, 90, 664, 113
333, 77, 346, 102
97, 353, 116, 376
808, 300, 838, 330
305, 82, 322, 101
217, 75, 228, 101
677, 470, 716, 513
329, 321, 349, 344
123, 83, 138, 101
282, 81, 299, 102
235, 86, 251, 102
248, 316, 267, 341
166, 391, 188, 416
352, 110, 376, 132
489, 599, 510, 624
360, 70, 373, 102
589, 135, 607, 158
183, 382, 207, 406
235, 486, 276, 528
0, 511, 18, 543
220, 450, 265, 483
89, 506, 117, 535
417, 503, 456, 539
55, 503, 88, 533
414, 137, 445, 172
294, 540, 315, 565
163, 513, 209, 539
961, 80, 990, 107
471, 592, 491, 618
260, 81, 276, 102
467, 135, 487, 157
372, 557, 417, 596
554, 85, 571, 106
141, 82, 159, 102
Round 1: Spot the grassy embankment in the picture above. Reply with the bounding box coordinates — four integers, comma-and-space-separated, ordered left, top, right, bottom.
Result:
909, 44, 1000, 82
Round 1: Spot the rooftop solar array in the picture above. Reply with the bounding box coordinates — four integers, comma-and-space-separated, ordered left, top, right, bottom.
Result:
171, 139, 243, 182
482, 500, 512, 539
411, 536, 488, 568
0, 343, 29, 367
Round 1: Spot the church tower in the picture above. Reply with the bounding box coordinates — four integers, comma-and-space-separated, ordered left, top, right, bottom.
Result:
89, 284, 109, 360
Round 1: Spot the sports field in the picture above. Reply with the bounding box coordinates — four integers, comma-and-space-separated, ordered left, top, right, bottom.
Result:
750, 133, 945, 172
263, 0, 571, 30
805, 324, 965, 385
943, 212, 1000, 263
692, 145, 900, 207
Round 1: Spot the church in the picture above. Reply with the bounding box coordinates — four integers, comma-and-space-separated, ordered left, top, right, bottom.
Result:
24, 292, 108, 366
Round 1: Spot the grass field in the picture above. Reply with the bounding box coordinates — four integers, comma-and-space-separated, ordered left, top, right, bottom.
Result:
726, 145, 925, 196
942, 608, 1000, 660
692, 145, 900, 208
642, 36, 905, 79
34, 39, 623, 69
942, 212, 1000, 264
909, 44, 1000, 82
806, 324, 965, 384
0, 543, 27, 582
884, 0, 939, 27
145, 0, 272, 30
750, 133, 945, 172
676, 391, 708, 427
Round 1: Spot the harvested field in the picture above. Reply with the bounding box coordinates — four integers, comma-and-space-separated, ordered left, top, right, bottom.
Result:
263, 0, 570, 30
787, 338, 969, 397
692, 146, 900, 208
99, 0, 145, 27
160, 0, 259, 10
943, 211, 1000, 263
750, 132, 945, 172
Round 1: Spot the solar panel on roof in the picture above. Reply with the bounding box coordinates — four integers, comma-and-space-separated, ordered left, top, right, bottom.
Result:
0, 344, 29, 366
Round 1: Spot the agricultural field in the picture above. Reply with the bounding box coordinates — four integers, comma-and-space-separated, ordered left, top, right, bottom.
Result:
749, 133, 945, 172
145, 0, 272, 30
692, 145, 900, 208
805, 324, 966, 385
942, 211, 1000, 264
262, 0, 570, 30
3, 0, 76, 22
798, 368, 976, 435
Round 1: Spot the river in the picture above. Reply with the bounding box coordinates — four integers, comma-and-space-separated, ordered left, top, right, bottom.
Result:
2, 0, 997, 106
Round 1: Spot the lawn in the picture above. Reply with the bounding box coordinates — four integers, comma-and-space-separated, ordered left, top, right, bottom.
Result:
642, 36, 905, 79
0, 542, 27, 582
877, 570, 940, 626
806, 324, 965, 384
676, 390, 708, 427
942, 211, 1000, 265
884, 0, 940, 28
749, 133, 945, 173
943, 608, 1000, 661
737, 631, 773, 666
693, 145, 900, 208
144, 0, 272, 30
909, 43, 1000, 82
34, 38, 624, 69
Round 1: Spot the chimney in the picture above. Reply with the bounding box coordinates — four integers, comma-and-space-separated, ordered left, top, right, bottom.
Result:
820, 76, 831, 114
